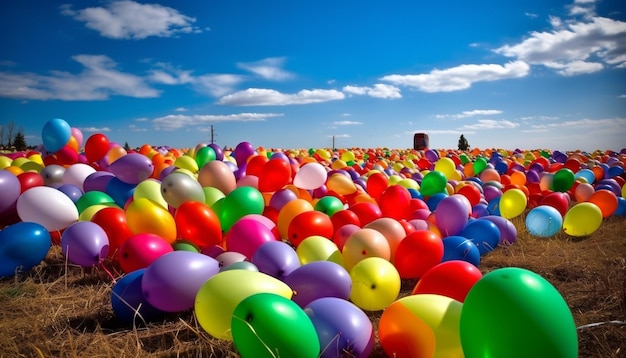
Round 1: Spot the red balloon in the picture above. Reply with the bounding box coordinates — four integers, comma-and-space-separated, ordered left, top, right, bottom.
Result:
330, 209, 361, 231
393, 230, 443, 279
91, 206, 134, 258
287, 210, 334, 247
378, 185, 411, 220
84, 133, 110, 163
589, 189, 618, 218
174, 201, 223, 249
55, 145, 79, 165
457, 184, 481, 207
366, 172, 389, 200
411, 260, 482, 302
259, 158, 292, 192
245, 155, 268, 177
540, 192, 570, 217
117, 233, 174, 273
18, 172, 44, 193
349, 202, 382, 226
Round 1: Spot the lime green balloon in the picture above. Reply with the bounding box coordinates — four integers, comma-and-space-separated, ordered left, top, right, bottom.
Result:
473, 157, 488, 175
194, 270, 293, 340
75, 191, 115, 214
420, 171, 447, 197
134, 179, 168, 209
313, 195, 344, 216
296, 235, 344, 266
563, 202, 602, 237
232, 293, 319, 358
349, 257, 400, 311
174, 155, 199, 173
195, 146, 216, 168
460, 267, 578, 358
552, 168, 575, 192
203, 186, 226, 207
499, 188, 527, 219
78, 204, 113, 221
219, 186, 265, 232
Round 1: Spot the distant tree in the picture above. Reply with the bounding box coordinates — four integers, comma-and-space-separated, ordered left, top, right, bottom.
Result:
124, 141, 131, 151
13, 130, 27, 151
458, 134, 470, 151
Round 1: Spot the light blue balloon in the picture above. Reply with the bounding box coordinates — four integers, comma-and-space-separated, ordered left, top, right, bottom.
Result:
42, 118, 72, 152
525, 205, 563, 237
574, 168, 595, 184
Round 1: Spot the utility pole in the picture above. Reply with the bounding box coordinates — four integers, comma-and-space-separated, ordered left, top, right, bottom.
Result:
210, 125, 215, 144
332, 135, 335, 151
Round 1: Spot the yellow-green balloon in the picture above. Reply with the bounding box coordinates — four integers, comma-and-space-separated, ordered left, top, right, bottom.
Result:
194, 270, 293, 340
134, 179, 168, 209
563, 202, 602, 237
296, 235, 344, 266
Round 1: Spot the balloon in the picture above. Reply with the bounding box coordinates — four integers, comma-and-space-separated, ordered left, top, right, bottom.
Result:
219, 186, 265, 232
562, 202, 603, 237
105, 177, 135, 208
258, 157, 292, 192
133, 178, 168, 209
589, 189, 618, 218
341, 228, 391, 271
287, 210, 334, 247
412, 260, 482, 302
364, 217, 407, 262
56, 183, 83, 204
142, 251, 219, 312
110, 269, 165, 325
525, 205, 563, 237
379, 185, 411, 220
460, 267, 578, 358
460, 218, 501, 256
499, 188, 527, 219
313, 195, 345, 217
109, 153, 154, 185
0, 222, 51, 277
42, 118, 71, 152
90, 206, 133, 258
194, 270, 293, 340
160, 171, 205, 209
552, 168, 575, 192
16, 186, 79, 231
441, 235, 481, 267
225, 217, 276, 259
117, 233, 174, 273
60, 221, 109, 267
83, 171, 115, 193
233, 141, 256, 166
473, 157, 488, 174
232, 293, 320, 358
540, 192, 570, 217
304, 297, 374, 358
348, 201, 382, 226
277, 198, 314, 240
194, 145, 216, 168
481, 215, 518, 245
175, 201, 222, 249
215, 251, 247, 269
0, 170, 21, 214
126, 198, 177, 243
435, 194, 471, 237
349, 257, 401, 311
17, 172, 44, 193
326, 172, 356, 195
75, 191, 115, 214
40, 164, 66, 186
284, 260, 352, 307
84, 133, 110, 163
197, 160, 237, 195
365, 172, 389, 200
296, 235, 343, 265
394, 230, 444, 279
380, 294, 463, 358
251, 240, 301, 280
420, 171, 447, 197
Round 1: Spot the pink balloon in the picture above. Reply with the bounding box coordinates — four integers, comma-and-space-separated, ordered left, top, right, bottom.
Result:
293, 162, 327, 190
117, 233, 174, 273
225, 218, 277, 259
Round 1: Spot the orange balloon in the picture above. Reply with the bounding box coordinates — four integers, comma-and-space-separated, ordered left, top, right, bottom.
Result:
589, 190, 618, 218
126, 197, 177, 243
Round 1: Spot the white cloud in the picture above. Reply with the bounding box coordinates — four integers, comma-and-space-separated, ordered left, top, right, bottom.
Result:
61, 1, 201, 39
461, 119, 520, 130
237, 57, 294, 81
193, 74, 246, 97
174, 107, 188, 112
619, 94, 626, 98
79, 126, 111, 132
333, 121, 363, 126
152, 113, 284, 131
380, 61, 530, 92
495, 15, 626, 74
218, 88, 345, 106
409, 129, 473, 135
330, 134, 351, 138
343, 84, 402, 99
0, 55, 159, 100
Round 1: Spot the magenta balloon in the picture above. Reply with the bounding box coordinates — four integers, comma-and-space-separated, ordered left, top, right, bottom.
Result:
304, 297, 374, 358
61, 221, 109, 267
435, 194, 471, 236
226, 218, 277, 259
251, 240, 301, 280
109, 153, 154, 185
83, 171, 115, 192
284, 261, 352, 308
0, 170, 21, 213
117, 233, 174, 274
269, 188, 298, 211
481, 215, 518, 245
142, 251, 219, 312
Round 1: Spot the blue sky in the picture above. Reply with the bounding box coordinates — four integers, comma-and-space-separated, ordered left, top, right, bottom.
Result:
1, 0, 625, 152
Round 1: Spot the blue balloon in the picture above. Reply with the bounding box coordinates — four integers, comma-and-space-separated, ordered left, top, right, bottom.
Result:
0, 222, 51, 277
487, 196, 501, 216
106, 177, 136, 207
460, 219, 501, 256
525, 205, 563, 237
442, 235, 480, 267
426, 192, 448, 211
56, 183, 84, 204
111, 269, 165, 325
614, 197, 626, 216
42, 118, 72, 152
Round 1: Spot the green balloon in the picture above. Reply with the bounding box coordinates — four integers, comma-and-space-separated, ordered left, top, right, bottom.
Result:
552, 168, 575, 192
232, 293, 320, 358
473, 157, 488, 175
460, 267, 578, 358
75, 191, 115, 213
420, 171, 447, 197
219, 186, 265, 232
314, 196, 345, 216
195, 146, 216, 168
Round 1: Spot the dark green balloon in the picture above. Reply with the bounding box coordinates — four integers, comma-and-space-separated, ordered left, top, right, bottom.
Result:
460, 267, 578, 358
552, 168, 575, 192
314, 196, 345, 216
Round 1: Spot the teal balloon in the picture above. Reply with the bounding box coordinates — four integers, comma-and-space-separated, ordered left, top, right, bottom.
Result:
552, 169, 575, 192
195, 146, 216, 168
219, 186, 265, 232
232, 293, 320, 358
420, 171, 447, 197
460, 267, 578, 358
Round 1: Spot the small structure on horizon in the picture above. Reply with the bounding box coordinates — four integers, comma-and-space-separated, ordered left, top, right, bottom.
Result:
413, 133, 429, 150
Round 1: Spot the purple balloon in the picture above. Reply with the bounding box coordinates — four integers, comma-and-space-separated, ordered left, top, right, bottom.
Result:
251, 241, 301, 280
61, 221, 109, 267
110, 269, 165, 325
83, 171, 115, 192
0, 170, 21, 213
57, 184, 84, 204
208, 144, 224, 161
269, 188, 298, 211
109, 153, 154, 185
283, 261, 352, 308
481, 215, 518, 245
233, 141, 255, 166
435, 194, 471, 237
304, 297, 374, 358
142, 251, 219, 312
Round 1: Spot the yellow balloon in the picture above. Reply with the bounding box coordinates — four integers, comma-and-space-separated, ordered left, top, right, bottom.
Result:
326, 173, 356, 195
397, 178, 419, 191
499, 188, 527, 219
349, 257, 400, 311
194, 270, 293, 340
19, 160, 43, 173
434, 157, 457, 180
174, 155, 199, 173
0, 156, 12, 169
563, 202, 603, 237
134, 179, 168, 209
340, 151, 355, 162
126, 197, 177, 243
331, 159, 347, 170
296, 235, 344, 266
11, 157, 30, 168
79, 204, 115, 221
622, 183, 626, 200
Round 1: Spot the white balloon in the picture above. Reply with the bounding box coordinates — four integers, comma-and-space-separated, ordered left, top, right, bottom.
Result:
63, 163, 96, 191
17, 186, 79, 231
293, 162, 327, 190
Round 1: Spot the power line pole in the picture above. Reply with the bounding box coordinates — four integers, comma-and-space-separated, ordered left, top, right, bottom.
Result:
210, 125, 215, 144
332, 135, 335, 151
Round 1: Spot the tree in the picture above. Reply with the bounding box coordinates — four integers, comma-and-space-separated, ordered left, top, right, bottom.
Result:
124, 141, 131, 151
458, 134, 470, 151
13, 130, 27, 151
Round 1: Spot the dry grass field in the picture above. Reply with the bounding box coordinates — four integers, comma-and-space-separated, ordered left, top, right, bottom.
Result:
1, 214, 625, 358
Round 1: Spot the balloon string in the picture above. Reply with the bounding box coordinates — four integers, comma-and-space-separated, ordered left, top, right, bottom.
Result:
99, 261, 117, 284
577, 320, 626, 330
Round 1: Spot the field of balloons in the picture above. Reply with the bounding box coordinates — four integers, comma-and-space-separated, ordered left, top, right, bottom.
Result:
1, 117, 625, 357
